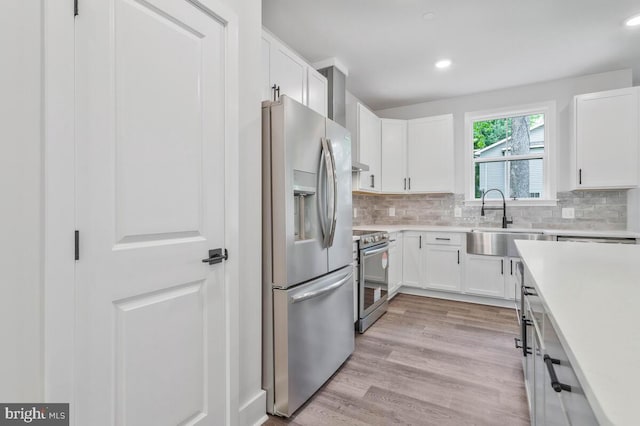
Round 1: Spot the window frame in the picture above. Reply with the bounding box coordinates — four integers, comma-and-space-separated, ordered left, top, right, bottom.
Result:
464, 101, 557, 206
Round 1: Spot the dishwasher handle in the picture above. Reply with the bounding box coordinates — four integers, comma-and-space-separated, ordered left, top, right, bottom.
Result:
290, 272, 353, 304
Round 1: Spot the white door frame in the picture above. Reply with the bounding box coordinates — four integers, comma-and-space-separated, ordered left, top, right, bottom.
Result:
42, 1, 240, 424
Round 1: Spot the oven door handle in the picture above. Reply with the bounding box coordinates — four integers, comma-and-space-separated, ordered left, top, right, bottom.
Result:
290, 272, 353, 303
362, 244, 389, 258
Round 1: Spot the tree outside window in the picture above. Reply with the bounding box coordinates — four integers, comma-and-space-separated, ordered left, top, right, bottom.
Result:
472, 113, 545, 200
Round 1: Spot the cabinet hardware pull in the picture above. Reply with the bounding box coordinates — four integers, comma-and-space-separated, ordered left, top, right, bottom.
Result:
514, 337, 532, 355
408, 177, 411, 190
370, 174, 375, 188
403, 178, 406, 190
419, 235, 422, 249
457, 250, 460, 264
501, 259, 504, 275
435, 237, 450, 241
544, 355, 572, 392
510, 259, 513, 275
579, 168, 582, 185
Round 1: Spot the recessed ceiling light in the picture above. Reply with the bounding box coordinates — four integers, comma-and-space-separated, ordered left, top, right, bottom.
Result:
625, 13, 640, 26
435, 59, 452, 69
422, 12, 435, 20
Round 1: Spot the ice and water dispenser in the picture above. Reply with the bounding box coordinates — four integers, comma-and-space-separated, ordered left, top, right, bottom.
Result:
293, 170, 319, 241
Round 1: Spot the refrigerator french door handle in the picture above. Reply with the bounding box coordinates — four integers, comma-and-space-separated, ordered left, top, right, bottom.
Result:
326, 138, 338, 247
320, 138, 334, 248
317, 142, 328, 245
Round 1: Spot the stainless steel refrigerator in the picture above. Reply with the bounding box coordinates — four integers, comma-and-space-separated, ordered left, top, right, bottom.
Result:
262, 96, 354, 417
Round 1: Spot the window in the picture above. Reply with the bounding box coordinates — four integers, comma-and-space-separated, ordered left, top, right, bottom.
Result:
465, 102, 556, 204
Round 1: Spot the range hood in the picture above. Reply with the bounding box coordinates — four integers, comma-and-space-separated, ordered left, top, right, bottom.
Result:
351, 161, 369, 172
317, 60, 369, 172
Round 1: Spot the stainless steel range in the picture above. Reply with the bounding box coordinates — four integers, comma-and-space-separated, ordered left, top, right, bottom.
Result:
353, 230, 389, 332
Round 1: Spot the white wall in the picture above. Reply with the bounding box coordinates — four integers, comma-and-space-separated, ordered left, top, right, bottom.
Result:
0, 0, 44, 401
218, 0, 266, 424
375, 69, 632, 193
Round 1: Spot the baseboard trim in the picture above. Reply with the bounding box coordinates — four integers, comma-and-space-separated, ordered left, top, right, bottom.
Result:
239, 389, 267, 426
398, 287, 517, 309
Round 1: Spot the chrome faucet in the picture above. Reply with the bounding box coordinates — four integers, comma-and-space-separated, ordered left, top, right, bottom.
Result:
480, 188, 513, 229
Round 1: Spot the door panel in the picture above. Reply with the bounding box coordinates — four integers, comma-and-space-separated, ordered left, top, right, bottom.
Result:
115, 282, 205, 425
116, 0, 207, 243
327, 119, 353, 272
76, 0, 228, 423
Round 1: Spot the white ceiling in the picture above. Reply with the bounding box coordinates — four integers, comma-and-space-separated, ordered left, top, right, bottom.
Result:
263, 0, 640, 110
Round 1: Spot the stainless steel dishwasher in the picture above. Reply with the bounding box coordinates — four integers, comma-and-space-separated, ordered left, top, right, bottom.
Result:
556, 235, 638, 244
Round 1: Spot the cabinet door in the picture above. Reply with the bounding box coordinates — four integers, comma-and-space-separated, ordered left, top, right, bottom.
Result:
388, 233, 403, 297
261, 36, 273, 101
532, 320, 546, 426
381, 119, 407, 193
270, 42, 306, 105
424, 245, 461, 292
358, 104, 381, 192
307, 68, 327, 117
407, 114, 454, 193
402, 232, 423, 288
575, 88, 639, 188
505, 257, 520, 300
464, 255, 505, 297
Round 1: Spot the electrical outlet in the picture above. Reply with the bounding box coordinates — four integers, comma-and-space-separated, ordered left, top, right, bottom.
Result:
353, 208, 357, 218
454, 207, 462, 218
562, 207, 575, 219
389, 207, 395, 217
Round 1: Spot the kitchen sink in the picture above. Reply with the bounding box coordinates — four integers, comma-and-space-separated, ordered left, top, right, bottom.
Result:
467, 229, 554, 257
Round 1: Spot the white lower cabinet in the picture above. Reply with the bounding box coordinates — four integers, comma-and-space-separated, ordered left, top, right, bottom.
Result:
402, 232, 463, 292
388, 232, 403, 298
465, 254, 521, 299
522, 264, 599, 426
402, 232, 423, 288
464, 255, 505, 297
424, 234, 462, 292
505, 257, 521, 300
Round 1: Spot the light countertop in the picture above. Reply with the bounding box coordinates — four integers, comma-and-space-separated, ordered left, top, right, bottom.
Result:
515, 240, 640, 426
353, 225, 640, 239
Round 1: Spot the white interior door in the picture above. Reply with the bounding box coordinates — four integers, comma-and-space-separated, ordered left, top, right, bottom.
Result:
75, 0, 232, 424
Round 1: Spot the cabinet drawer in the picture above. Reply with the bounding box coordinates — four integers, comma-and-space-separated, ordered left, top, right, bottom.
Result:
425, 232, 462, 245
543, 313, 598, 426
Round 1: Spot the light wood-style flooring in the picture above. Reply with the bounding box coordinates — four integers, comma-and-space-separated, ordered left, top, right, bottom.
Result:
264, 294, 530, 426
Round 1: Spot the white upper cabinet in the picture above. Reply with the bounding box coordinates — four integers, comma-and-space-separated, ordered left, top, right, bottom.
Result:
356, 103, 382, 192
407, 114, 455, 193
381, 119, 408, 193
307, 68, 328, 117
261, 30, 327, 116
573, 87, 639, 189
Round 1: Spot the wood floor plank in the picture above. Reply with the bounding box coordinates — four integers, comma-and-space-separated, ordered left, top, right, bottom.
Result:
263, 294, 530, 425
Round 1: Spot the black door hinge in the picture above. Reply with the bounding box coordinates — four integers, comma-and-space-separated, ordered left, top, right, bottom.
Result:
74, 0, 78, 17
74, 230, 80, 261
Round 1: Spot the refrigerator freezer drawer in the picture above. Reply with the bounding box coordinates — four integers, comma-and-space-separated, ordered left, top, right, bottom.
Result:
272, 266, 355, 416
